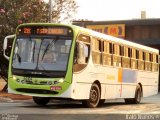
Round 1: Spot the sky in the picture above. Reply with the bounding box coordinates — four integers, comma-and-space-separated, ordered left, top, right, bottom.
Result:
45, 0, 160, 21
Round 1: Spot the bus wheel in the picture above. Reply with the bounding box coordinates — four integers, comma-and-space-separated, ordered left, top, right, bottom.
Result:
82, 83, 100, 108
125, 85, 142, 104
33, 97, 50, 106
133, 85, 142, 104
98, 99, 105, 106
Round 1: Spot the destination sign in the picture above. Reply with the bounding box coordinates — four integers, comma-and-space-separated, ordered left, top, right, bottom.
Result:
18, 26, 72, 36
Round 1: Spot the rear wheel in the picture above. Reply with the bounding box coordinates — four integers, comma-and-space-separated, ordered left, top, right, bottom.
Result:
125, 85, 142, 104
133, 85, 142, 104
82, 84, 100, 108
98, 99, 105, 106
33, 97, 50, 106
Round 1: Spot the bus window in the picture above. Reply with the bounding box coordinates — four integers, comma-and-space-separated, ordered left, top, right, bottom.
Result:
114, 44, 120, 55
143, 52, 145, 61
136, 50, 139, 59
73, 35, 90, 72
131, 48, 137, 69
102, 41, 112, 66
124, 47, 128, 57
149, 53, 153, 62
77, 34, 90, 43
128, 48, 131, 58
104, 41, 109, 54
138, 51, 144, 70
132, 48, 136, 59
92, 37, 101, 64
122, 46, 130, 68
120, 46, 124, 56
152, 54, 158, 72
113, 44, 121, 67
144, 52, 148, 71
109, 43, 113, 54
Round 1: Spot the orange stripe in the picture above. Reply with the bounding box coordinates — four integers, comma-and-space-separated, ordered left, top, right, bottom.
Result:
118, 68, 122, 83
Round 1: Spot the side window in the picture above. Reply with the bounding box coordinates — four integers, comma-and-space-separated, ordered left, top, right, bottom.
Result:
139, 51, 143, 60
102, 41, 112, 66
138, 50, 144, 70
109, 43, 113, 54
120, 46, 124, 56
145, 52, 149, 61
128, 48, 131, 57
152, 54, 159, 72
92, 37, 101, 64
156, 55, 158, 63
114, 44, 120, 55
136, 50, 139, 59
113, 44, 121, 67
132, 48, 136, 59
73, 34, 90, 72
143, 52, 145, 61
149, 53, 153, 62
104, 41, 110, 54
131, 48, 137, 69
124, 47, 128, 57
122, 46, 131, 68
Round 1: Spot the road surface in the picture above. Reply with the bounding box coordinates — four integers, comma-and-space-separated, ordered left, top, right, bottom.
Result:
0, 94, 160, 120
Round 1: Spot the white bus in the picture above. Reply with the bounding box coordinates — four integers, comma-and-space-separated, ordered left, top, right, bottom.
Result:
3, 23, 159, 108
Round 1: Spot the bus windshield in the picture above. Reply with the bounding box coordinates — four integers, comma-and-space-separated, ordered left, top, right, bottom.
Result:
12, 36, 72, 74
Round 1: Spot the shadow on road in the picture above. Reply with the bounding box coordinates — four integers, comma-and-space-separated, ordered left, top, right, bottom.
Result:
20, 100, 151, 109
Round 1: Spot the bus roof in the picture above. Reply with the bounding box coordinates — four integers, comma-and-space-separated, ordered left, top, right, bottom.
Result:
17, 23, 159, 53
74, 25, 159, 53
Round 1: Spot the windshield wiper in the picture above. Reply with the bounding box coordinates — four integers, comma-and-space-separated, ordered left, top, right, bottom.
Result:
15, 41, 21, 63
17, 54, 21, 63
32, 41, 36, 62
41, 39, 57, 61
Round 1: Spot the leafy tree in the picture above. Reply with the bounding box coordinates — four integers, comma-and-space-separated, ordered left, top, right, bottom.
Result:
51, 0, 77, 23
0, 0, 49, 80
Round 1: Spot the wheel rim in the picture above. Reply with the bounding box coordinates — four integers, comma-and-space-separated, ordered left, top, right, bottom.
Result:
89, 86, 99, 105
90, 89, 98, 102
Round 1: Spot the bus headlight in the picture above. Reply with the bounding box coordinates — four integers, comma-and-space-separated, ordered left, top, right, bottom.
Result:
13, 75, 17, 80
53, 79, 64, 85
58, 79, 64, 83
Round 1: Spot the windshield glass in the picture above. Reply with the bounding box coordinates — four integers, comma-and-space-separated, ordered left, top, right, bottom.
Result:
12, 36, 72, 71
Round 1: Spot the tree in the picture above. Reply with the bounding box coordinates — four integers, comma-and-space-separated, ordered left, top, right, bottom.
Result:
0, 0, 49, 52
51, 0, 77, 23
0, 0, 77, 80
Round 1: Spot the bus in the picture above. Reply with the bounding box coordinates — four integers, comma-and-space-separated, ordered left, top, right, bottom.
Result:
3, 23, 159, 108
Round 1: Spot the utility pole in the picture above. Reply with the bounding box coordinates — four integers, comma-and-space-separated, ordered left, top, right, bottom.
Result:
49, 0, 52, 23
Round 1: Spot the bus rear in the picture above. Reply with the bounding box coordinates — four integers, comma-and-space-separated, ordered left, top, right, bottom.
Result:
7, 24, 75, 102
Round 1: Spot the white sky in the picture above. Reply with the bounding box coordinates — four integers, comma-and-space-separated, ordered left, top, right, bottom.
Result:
45, 0, 160, 21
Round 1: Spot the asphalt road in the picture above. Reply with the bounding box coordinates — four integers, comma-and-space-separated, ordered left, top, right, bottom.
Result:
0, 94, 160, 120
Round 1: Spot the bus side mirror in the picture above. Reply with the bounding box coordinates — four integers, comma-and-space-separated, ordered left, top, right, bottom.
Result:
3, 34, 15, 60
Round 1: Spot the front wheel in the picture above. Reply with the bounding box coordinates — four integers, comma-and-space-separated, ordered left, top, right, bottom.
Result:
33, 97, 50, 106
82, 84, 100, 108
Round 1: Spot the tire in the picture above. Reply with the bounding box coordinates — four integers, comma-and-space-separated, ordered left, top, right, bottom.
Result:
125, 85, 142, 104
133, 85, 142, 104
124, 98, 134, 104
98, 99, 105, 106
33, 97, 50, 106
82, 84, 100, 108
